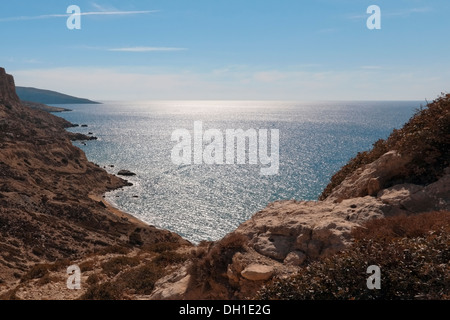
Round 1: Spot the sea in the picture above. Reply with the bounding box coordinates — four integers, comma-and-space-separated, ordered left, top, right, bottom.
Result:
55, 100, 422, 244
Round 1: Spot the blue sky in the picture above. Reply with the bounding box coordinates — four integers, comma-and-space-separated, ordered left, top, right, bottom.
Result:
1, 0, 449, 101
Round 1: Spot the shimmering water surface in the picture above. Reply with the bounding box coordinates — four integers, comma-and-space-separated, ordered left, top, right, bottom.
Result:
57, 100, 420, 243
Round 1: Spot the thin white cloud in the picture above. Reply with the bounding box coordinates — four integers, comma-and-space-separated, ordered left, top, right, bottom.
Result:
347, 7, 432, 20
79, 10, 158, 17
253, 71, 287, 83
91, 2, 118, 12
0, 10, 157, 22
316, 28, 338, 34
387, 7, 433, 17
108, 47, 187, 53
11, 66, 449, 101
360, 66, 383, 70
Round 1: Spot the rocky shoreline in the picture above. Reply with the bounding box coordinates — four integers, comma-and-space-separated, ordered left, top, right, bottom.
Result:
0, 68, 190, 298
20, 101, 72, 113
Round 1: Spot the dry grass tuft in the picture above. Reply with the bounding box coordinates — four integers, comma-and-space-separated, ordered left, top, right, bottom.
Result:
257, 211, 450, 300
320, 94, 450, 200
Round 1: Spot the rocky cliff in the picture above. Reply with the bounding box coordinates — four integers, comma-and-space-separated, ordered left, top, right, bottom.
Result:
0, 68, 189, 298
0, 68, 20, 107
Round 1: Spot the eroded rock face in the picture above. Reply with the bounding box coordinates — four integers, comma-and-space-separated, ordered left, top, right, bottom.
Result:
172, 166, 449, 299
327, 151, 411, 201
0, 68, 188, 289
236, 195, 391, 262
378, 171, 450, 214
149, 265, 191, 300
0, 67, 20, 106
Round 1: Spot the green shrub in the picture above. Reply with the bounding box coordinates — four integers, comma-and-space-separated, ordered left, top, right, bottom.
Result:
258, 232, 449, 300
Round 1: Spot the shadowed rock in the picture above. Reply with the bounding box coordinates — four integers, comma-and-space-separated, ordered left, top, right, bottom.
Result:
118, 170, 137, 177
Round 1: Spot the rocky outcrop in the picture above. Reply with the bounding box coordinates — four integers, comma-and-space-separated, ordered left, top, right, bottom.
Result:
326, 150, 411, 201
118, 170, 137, 177
68, 132, 98, 141
378, 169, 450, 214
0, 68, 188, 292
164, 159, 449, 299
21, 101, 72, 113
0, 67, 20, 107
149, 265, 192, 300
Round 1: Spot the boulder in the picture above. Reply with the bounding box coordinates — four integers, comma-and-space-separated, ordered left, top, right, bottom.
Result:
117, 170, 137, 177
241, 264, 274, 281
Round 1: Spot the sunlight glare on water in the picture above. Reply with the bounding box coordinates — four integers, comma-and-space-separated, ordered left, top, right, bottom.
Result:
58, 100, 419, 243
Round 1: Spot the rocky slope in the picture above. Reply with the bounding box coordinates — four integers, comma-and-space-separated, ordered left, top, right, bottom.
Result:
0, 68, 189, 297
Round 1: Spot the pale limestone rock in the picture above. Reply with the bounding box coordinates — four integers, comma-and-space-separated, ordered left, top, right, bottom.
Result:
212, 167, 449, 296
174, 155, 448, 298
378, 173, 450, 213
253, 235, 292, 260
241, 264, 274, 281
150, 265, 191, 300
238, 198, 382, 264
327, 151, 411, 201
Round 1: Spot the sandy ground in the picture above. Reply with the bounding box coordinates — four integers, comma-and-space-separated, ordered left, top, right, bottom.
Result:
88, 193, 149, 228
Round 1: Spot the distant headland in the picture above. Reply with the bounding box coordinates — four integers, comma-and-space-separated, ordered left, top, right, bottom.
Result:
16, 86, 100, 105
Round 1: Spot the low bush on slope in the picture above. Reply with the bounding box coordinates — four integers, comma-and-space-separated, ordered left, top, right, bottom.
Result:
257, 211, 450, 300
